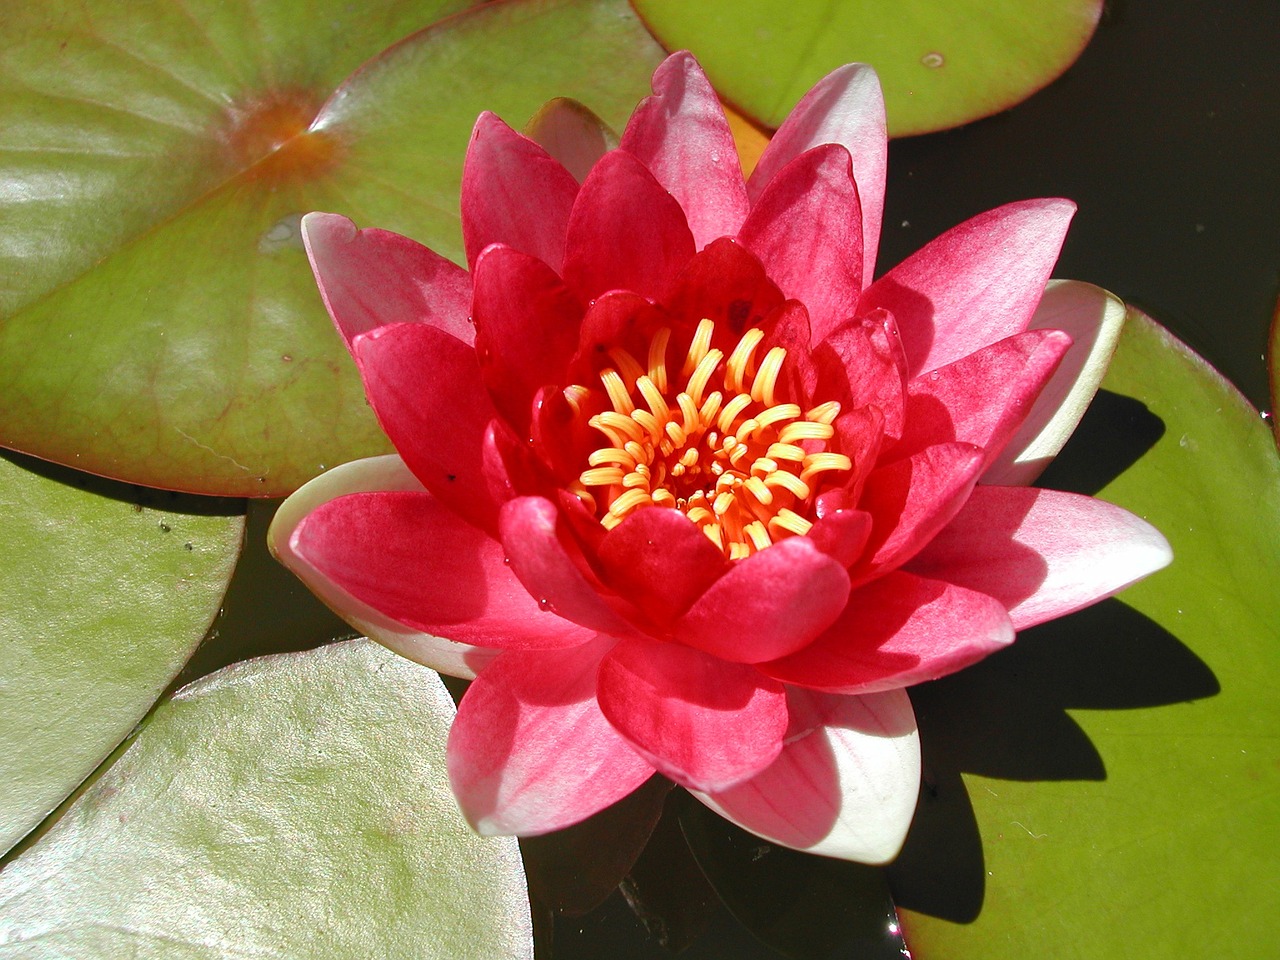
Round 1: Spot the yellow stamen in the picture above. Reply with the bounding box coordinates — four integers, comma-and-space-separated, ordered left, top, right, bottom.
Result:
750, 346, 787, 405
608, 347, 645, 388
580, 466, 625, 487
779, 420, 835, 443
648, 327, 671, 394
725, 328, 764, 393
682, 318, 716, 377
686, 348, 723, 407
600, 368, 634, 414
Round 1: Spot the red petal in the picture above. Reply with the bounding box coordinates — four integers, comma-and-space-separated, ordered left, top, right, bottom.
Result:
748, 64, 887, 289
620, 51, 750, 248
692, 687, 919, 864
597, 506, 730, 628
814, 310, 908, 439
291, 490, 596, 650
499, 497, 641, 636
662, 237, 784, 349
738, 144, 863, 345
448, 637, 655, 835
472, 244, 583, 432
462, 112, 579, 272
566, 290, 670, 384
853, 442, 985, 581
562, 150, 696, 303
890, 329, 1072, 467
597, 637, 788, 791
859, 199, 1076, 376
807, 509, 874, 567
674, 537, 851, 663
352, 323, 507, 534
907, 487, 1173, 630
762, 572, 1014, 694
301, 212, 473, 347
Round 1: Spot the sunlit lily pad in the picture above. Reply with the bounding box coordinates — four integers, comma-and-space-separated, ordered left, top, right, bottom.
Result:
630, 0, 1102, 136
0, 453, 242, 857
0, 640, 533, 959
894, 310, 1280, 957
0, 0, 665, 496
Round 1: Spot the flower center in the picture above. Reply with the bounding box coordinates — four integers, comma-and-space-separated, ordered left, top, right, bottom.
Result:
565, 318, 850, 560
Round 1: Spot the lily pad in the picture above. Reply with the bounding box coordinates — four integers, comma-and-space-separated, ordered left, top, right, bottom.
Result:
630, 0, 1102, 136
893, 310, 1280, 957
0, 0, 666, 496
0, 639, 533, 960
0, 453, 243, 857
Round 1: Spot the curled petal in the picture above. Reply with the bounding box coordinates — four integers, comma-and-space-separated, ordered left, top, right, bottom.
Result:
748, 63, 887, 288
675, 537, 851, 663
907, 486, 1173, 630
301, 212, 473, 347
692, 688, 919, 864
352, 323, 508, 535
738, 144, 863, 345
462, 112, 579, 272
859, 199, 1076, 376
597, 638, 788, 791
286, 487, 596, 652
662, 237, 784, 349
620, 50, 750, 248
562, 149, 696, 303
761, 572, 1015, 694
984, 281, 1128, 485
524, 97, 616, 184
269, 455, 496, 678
449, 637, 655, 835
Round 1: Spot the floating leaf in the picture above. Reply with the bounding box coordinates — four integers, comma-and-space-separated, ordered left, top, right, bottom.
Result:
0, 640, 533, 959
0, 453, 242, 857
0, 0, 665, 496
630, 0, 1102, 136
893, 311, 1280, 957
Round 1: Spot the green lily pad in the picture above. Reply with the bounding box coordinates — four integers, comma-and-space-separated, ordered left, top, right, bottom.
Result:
0, 639, 533, 959
630, 0, 1103, 136
0, 453, 243, 858
0, 0, 665, 497
893, 310, 1280, 957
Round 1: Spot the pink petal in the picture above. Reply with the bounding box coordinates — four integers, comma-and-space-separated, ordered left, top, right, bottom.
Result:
890, 329, 1072, 467
984, 281, 1128, 485
692, 688, 919, 864
472, 244, 583, 432
813, 309, 908, 439
662, 237, 784, 348
597, 637, 788, 791
620, 51, 750, 248
674, 537, 851, 663
351, 322, 507, 535
499, 497, 641, 637
597, 506, 730, 628
807, 509, 874, 567
448, 637, 656, 835
859, 199, 1076, 377
738, 144, 863, 345
907, 486, 1173, 630
269, 455, 498, 679
568, 290, 670, 383
853, 442, 985, 581
290, 488, 597, 651
761, 572, 1015, 694
748, 64, 887, 288
462, 112, 579, 272
300, 212, 473, 347
755, 299, 818, 406
524, 97, 615, 184
562, 149, 696, 303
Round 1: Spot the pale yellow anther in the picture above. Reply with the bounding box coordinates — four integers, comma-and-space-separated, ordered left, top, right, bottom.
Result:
622, 470, 650, 490
633, 462, 651, 478
686, 348, 723, 407
671, 463, 686, 478
725, 327, 764, 393
600, 368, 634, 414
728, 443, 751, 467
593, 411, 646, 444
568, 481, 596, 512
735, 418, 760, 443
765, 470, 811, 500
664, 420, 687, 447
652, 488, 677, 508
766, 442, 806, 462
744, 476, 773, 506
744, 520, 773, 552
721, 434, 738, 453
698, 391, 723, 427
648, 327, 672, 394
608, 347, 645, 388
624, 440, 648, 463
799, 452, 853, 485
779, 420, 836, 444
715, 472, 738, 493
687, 506, 714, 525
768, 508, 813, 538
601, 512, 623, 530
580, 466, 625, 487
704, 523, 725, 550
676, 392, 700, 432
682, 318, 716, 377
563, 384, 590, 414
679, 448, 699, 468
757, 403, 803, 431
713, 491, 735, 516
631, 408, 662, 442
716, 393, 754, 433
608, 488, 652, 517
589, 447, 634, 468
805, 400, 842, 425
750, 458, 779, 477
750, 346, 787, 405
729, 541, 751, 560
636, 375, 670, 422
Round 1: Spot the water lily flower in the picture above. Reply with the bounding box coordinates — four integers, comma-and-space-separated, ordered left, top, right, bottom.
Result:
270, 53, 1171, 864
